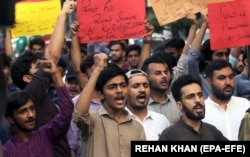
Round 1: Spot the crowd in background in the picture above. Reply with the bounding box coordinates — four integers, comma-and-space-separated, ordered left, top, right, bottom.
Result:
1, 0, 250, 157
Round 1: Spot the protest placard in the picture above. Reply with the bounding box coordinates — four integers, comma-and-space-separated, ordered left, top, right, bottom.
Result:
208, 0, 250, 50
77, 0, 146, 43
150, 0, 232, 26
11, 0, 61, 38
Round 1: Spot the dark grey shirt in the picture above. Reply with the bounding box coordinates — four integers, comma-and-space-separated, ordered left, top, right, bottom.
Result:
159, 118, 228, 141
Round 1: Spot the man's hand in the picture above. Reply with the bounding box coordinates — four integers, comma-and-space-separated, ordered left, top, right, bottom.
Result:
40, 59, 59, 75
144, 19, 154, 40
61, 0, 77, 16
70, 21, 79, 37
186, 13, 197, 25
93, 53, 108, 73
200, 8, 208, 27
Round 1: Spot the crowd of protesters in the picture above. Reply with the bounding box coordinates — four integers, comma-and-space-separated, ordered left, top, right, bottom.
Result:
1, 0, 250, 157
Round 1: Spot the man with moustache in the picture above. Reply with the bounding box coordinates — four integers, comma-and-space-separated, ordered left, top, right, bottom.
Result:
126, 69, 170, 140
73, 53, 145, 157
159, 74, 227, 141
203, 61, 250, 140
3, 60, 74, 157
141, 56, 181, 124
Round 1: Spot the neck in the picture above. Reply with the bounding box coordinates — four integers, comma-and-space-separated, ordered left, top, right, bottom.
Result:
113, 60, 124, 68
103, 103, 126, 123
127, 106, 147, 122
14, 129, 31, 142
210, 95, 230, 111
150, 90, 167, 104
181, 116, 201, 132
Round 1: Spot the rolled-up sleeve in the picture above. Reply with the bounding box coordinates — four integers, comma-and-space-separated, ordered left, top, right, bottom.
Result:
72, 108, 91, 137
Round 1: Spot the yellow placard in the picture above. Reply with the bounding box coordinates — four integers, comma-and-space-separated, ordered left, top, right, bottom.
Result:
11, 0, 61, 38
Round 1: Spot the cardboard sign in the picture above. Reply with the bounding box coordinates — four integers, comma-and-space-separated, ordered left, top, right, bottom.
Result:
77, 0, 146, 43
208, 0, 250, 50
150, 0, 232, 26
11, 0, 61, 38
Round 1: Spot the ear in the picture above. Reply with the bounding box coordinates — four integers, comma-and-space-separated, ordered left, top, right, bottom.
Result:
6, 116, 15, 125
244, 58, 248, 65
97, 91, 104, 100
176, 101, 183, 110
206, 77, 212, 85
122, 51, 126, 57
23, 74, 32, 83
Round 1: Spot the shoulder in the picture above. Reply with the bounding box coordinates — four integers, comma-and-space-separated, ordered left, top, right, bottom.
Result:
162, 120, 182, 133
149, 110, 170, 123
201, 122, 219, 130
231, 96, 250, 106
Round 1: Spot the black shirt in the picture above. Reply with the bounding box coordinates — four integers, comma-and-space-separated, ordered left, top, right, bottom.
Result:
159, 118, 228, 141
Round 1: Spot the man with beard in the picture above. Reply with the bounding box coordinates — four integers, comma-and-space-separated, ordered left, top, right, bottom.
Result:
126, 69, 170, 140
159, 74, 227, 141
3, 60, 74, 157
108, 40, 129, 73
203, 61, 250, 140
141, 56, 181, 123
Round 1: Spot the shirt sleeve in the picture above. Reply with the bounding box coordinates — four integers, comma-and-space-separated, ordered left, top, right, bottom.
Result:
72, 108, 90, 136
187, 45, 201, 77
44, 86, 74, 143
24, 69, 51, 103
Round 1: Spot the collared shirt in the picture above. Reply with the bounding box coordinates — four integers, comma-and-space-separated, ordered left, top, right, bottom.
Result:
3, 86, 73, 157
147, 94, 181, 124
159, 118, 228, 141
203, 96, 250, 140
73, 106, 146, 157
127, 108, 170, 140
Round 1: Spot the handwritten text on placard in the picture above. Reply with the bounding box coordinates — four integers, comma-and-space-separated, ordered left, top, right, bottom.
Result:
11, 0, 61, 38
208, 0, 250, 50
150, 0, 232, 26
77, 0, 146, 43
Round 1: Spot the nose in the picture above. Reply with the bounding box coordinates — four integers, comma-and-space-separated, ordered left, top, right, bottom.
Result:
225, 77, 232, 84
27, 109, 34, 117
116, 86, 122, 92
138, 84, 146, 91
194, 94, 202, 103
